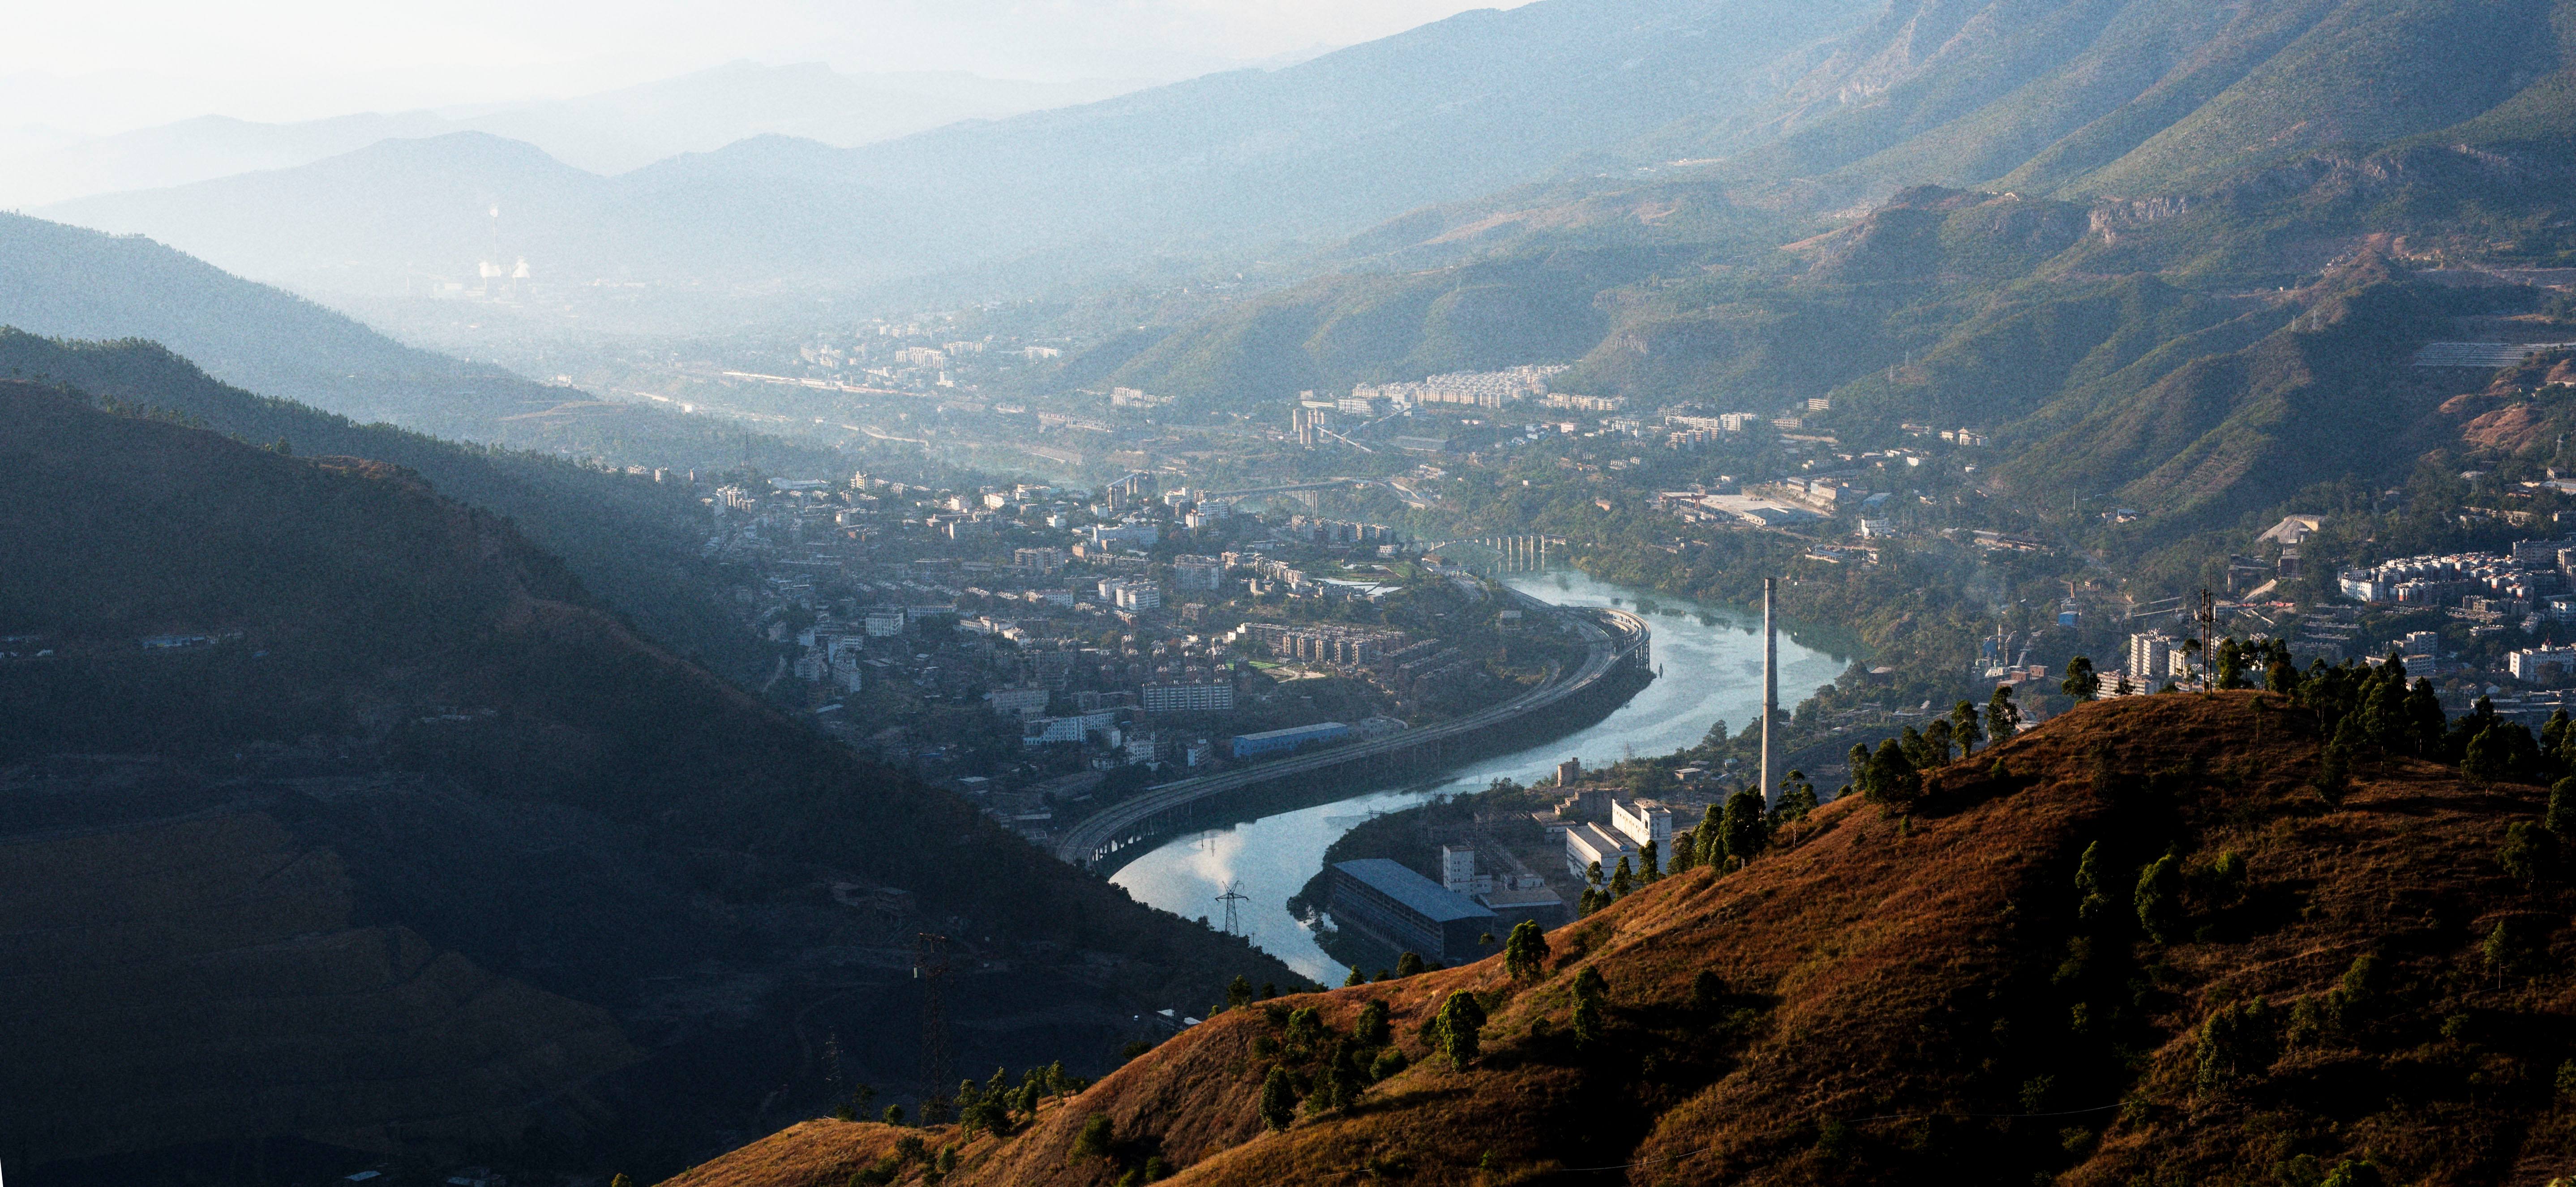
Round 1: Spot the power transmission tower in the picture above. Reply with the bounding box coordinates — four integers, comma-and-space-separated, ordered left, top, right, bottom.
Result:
1215, 881, 1249, 937
913, 931, 952, 1123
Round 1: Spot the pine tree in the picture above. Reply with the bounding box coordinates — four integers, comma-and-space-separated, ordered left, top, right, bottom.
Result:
1924, 718, 1955, 763
2501, 821, 2554, 886
2074, 841, 2111, 923
1284, 1006, 1327, 1051
2061, 656, 2100, 701
1396, 951, 1426, 977
2266, 653, 2301, 694
1260, 1067, 1299, 1130
1720, 788, 1768, 861
2194, 997, 2279, 1093
2216, 638, 2248, 689
2464, 720, 2539, 784
2550, 777, 2576, 838
1772, 772, 1818, 823
1670, 827, 1698, 871
1640, 839, 1660, 881
1504, 920, 1550, 980
1900, 725, 1931, 767
2361, 679, 2408, 753
2315, 741, 2351, 804
2135, 853, 2185, 942
1950, 701, 1983, 755
1072, 1112, 1115, 1161
1343, 966, 1365, 988
1986, 685, 2021, 741
1435, 990, 1487, 1066
1865, 739, 1920, 806
1354, 999, 1392, 1046
1571, 977, 1605, 1050
1610, 857, 1633, 897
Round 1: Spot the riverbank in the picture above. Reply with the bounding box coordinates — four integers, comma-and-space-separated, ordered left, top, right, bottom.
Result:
1108, 571, 1851, 982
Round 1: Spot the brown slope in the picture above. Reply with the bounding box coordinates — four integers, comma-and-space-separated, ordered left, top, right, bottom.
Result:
669, 690, 2576, 1187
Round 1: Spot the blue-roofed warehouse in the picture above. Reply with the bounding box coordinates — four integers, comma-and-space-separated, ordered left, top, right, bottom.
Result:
1230, 720, 1350, 759
1326, 858, 1496, 963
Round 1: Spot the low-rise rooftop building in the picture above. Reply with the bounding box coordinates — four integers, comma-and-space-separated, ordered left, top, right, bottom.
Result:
1326, 859, 1498, 963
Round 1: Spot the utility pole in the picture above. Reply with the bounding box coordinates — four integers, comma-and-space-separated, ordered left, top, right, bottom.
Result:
913, 932, 952, 1123
1762, 576, 1778, 810
2197, 589, 2217, 690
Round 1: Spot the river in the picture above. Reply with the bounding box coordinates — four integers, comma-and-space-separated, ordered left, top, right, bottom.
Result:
1109, 570, 1854, 984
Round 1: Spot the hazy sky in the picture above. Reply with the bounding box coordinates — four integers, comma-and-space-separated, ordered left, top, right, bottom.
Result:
3, 0, 1527, 135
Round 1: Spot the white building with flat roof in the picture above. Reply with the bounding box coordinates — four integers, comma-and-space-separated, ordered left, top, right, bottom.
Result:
1565, 821, 1639, 879
1440, 845, 1492, 896
1610, 798, 1673, 850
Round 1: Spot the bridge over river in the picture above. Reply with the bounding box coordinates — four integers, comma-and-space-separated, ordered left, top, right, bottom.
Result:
1054, 590, 1651, 871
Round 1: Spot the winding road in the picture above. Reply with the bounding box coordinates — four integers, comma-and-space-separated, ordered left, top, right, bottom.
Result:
1054, 591, 1650, 869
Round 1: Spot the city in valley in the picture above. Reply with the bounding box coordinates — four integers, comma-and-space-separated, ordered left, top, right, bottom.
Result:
10, 2, 2576, 1185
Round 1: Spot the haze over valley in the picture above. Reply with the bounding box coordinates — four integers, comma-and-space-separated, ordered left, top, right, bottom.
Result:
14, 1, 2576, 1185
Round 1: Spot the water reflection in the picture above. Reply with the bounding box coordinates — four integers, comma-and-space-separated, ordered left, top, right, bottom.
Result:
1110, 571, 1852, 983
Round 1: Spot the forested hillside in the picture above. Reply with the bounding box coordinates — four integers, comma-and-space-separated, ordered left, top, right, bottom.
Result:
0, 329, 768, 680
1091, 103, 2576, 546
0, 383, 1292, 1183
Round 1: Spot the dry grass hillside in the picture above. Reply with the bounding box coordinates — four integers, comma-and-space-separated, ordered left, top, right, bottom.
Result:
666, 690, 2576, 1187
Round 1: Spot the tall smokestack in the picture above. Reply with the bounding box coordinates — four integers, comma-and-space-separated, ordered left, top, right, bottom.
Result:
1762, 577, 1777, 810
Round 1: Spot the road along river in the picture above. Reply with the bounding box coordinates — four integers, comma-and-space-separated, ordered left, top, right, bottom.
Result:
1111, 570, 1852, 983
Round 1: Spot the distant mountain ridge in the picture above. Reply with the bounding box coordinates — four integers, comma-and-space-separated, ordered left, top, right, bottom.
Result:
0, 61, 1146, 207
0, 211, 848, 477
37, 0, 2576, 308
0, 208, 586, 437
37, 0, 1886, 298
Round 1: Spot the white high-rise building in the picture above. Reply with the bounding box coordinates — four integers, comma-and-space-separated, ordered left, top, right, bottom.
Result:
1441, 845, 1477, 894
2128, 632, 2175, 687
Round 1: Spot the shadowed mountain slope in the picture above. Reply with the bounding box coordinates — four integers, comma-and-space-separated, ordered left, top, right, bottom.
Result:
0, 328, 767, 680
0, 383, 1292, 1183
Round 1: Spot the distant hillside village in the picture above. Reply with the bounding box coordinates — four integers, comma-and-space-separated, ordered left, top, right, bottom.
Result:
694, 463, 1578, 849
2062, 513, 2576, 725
